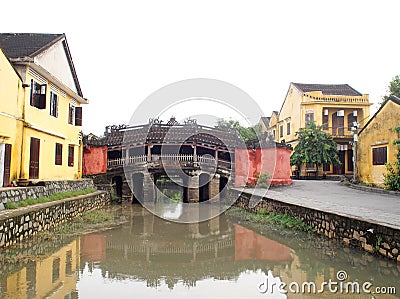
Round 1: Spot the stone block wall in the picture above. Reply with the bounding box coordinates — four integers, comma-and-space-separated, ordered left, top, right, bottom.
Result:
0, 190, 110, 248
0, 179, 94, 209
233, 190, 400, 263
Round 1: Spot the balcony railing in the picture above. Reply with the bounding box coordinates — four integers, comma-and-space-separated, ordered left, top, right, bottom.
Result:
303, 94, 369, 104
323, 126, 354, 138
107, 154, 229, 168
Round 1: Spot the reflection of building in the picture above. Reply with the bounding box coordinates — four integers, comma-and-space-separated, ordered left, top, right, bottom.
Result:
357, 95, 400, 186
0, 33, 88, 181
234, 225, 292, 262
1, 239, 80, 299
269, 83, 371, 176
1, 207, 399, 298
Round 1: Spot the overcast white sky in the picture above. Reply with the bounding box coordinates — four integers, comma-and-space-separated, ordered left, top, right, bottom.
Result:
1, 0, 399, 135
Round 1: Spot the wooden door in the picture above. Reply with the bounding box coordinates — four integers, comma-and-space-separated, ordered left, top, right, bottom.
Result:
333, 151, 345, 174
332, 112, 344, 136
3, 144, 11, 187
29, 138, 40, 179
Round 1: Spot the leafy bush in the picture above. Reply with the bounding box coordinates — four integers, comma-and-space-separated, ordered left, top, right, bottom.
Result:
254, 172, 271, 188
383, 126, 400, 191
384, 162, 400, 191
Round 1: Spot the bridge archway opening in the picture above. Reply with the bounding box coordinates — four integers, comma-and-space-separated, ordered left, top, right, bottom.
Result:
199, 173, 210, 202
219, 176, 228, 199
111, 176, 123, 199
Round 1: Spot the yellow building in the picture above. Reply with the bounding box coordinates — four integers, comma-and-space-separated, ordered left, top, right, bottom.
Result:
0, 33, 88, 183
357, 95, 400, 186
270, 83, 371, 176
3, 239, 80, 299
0, 49, 25, 187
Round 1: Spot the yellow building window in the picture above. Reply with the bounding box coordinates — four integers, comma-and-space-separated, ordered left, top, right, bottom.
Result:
50, 91, 58, 118
30, 79, 46, 109
372, 146, 387, 165
55, 143, 62, 165
68, 145, 74, 167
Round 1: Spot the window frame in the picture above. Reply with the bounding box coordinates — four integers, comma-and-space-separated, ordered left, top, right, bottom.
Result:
347, 113, 357, 132
68, 104, 75, 125
68, 145, 74, 167
372, 146, 387, 166
286, 122, 291, 135
279, 125, 284, 138
305, 112, 314, 127
55, 143, 63, 165
30, 79, 47, 109
50, 91, 59, 118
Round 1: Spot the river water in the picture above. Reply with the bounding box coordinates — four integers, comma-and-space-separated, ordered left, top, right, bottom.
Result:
0, 205, 399, 299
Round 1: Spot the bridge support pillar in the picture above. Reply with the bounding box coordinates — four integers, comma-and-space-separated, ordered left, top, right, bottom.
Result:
188, 175, 199, 203
143, 214, 154, 236
209, 176, 220, 201
143, 173, 156, 202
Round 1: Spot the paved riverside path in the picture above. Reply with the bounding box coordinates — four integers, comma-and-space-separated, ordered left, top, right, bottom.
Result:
233, 180, 400, 229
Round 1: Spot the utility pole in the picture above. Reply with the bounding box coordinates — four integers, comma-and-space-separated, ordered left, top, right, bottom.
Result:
351, 122, 360, 182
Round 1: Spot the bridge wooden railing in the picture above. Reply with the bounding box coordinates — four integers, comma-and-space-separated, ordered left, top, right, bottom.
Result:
107, 154, 230, 168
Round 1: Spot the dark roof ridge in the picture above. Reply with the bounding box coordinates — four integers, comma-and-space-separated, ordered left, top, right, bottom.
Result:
291, 82, 363, 97
359, 95, 400, 135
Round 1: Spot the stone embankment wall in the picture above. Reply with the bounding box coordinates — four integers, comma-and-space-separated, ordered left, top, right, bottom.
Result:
0, 179, 94, 209
0, 191, 110, 248
233, 191, 400, 263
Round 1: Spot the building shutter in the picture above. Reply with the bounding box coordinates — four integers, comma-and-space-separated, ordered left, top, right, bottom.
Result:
75, 107, 82, 126
68, 146, 74, 167
55, 143, 63, 165
29, 138, 40, 179
3, 144, 12, 187
372, 147, 387, 165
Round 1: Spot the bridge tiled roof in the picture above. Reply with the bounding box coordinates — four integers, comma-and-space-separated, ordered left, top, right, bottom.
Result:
87, 124, 242, 148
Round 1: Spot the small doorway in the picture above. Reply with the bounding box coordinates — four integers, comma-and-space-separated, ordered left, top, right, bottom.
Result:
333, 151, 346, 174
3, 144, 11, 187
29, 138, 40, 179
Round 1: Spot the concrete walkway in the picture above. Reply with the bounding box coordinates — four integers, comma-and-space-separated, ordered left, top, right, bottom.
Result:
234, 180, 400, 229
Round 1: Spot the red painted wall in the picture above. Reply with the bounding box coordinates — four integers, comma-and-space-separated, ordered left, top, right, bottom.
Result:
80, 234, 106, 262
82, 146, 107, 175
234, 147, 292, 187
234, 224, 292, 261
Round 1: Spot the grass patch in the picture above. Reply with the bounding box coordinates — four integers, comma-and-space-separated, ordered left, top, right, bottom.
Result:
226, 206, 314, 232
4, 202, 18, 209
50, 209, 118, 236
3, 188, 97, 210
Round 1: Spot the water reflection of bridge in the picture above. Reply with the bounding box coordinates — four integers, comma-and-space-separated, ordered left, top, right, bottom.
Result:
1, 207, 399, 298
88, 120, 240, 203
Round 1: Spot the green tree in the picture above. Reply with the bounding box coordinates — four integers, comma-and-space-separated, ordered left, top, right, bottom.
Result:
290, 122, 341, 175
383, 126, 400, 190
381, 75, 400, 104
216, 119, 260, 142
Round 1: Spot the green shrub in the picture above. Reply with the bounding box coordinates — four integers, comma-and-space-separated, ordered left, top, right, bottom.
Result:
384, 162, 400, 191
383, 126, 400, 191
254, 172, 271, 188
